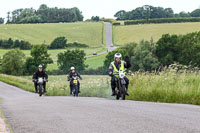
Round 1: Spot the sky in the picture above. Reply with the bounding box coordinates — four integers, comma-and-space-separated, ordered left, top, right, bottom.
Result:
0, 0, 200, 20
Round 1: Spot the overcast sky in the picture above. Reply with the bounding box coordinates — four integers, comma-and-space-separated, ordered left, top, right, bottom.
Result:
0, 0, 200, 20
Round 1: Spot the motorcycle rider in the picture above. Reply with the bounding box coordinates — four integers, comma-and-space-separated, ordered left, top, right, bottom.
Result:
32, 65, 48, 93
68, 67, 82, 95
108, 53, 131, 96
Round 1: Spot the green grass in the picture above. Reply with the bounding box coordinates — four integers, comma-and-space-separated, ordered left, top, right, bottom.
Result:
85, 53, 107, 69
127, 70, 200, 105
0, 22, 103, 47
113, 22, 200, 45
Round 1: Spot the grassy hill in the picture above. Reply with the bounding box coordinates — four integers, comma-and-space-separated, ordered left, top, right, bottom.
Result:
113, 22, 200, 45
0, 22, 104, 47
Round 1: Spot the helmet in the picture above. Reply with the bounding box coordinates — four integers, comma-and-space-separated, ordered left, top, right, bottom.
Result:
38, 65, 43, 68
114, 53, 122, 60
71, 67, 75, 70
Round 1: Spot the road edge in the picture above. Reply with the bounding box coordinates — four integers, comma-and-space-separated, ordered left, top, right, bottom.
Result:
0, 98, 13, 133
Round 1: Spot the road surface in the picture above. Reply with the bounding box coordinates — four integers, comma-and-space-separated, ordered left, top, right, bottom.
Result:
0, 82, 200, 133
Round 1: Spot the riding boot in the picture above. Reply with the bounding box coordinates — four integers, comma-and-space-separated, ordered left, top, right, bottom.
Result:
78, 87, 80, 93
70, 86, 72, 95
78, 83, 80, 93
34, 83, 38, 93
111, 87, 116, 96
125, 85, 129, 96
44, 88, 47, 93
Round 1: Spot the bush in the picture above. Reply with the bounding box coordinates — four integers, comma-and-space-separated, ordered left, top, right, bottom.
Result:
155, 34, 179, 66
0, 38, 32, 49
49, 37, 67, 49
155, 31, 200, 67
113, 22, 121, 26
1, 49, 25, 75
130, 40, 160, 71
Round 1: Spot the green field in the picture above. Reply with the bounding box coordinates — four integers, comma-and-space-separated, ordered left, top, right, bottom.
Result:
85, 54, 107, 69
113, 22, 200, 45
0, 22, 103, 47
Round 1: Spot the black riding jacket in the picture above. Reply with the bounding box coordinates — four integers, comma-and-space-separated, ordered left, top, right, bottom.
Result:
32, 70, 48, 80
68, 71, 82, 81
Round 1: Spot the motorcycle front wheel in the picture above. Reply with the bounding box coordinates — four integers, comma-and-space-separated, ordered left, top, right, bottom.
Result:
38, 85, 43, 97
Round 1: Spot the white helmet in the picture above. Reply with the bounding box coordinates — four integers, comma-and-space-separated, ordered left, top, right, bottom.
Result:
114, 53, 122, 60
38, 65, 43, 68
71, 67, 75, 70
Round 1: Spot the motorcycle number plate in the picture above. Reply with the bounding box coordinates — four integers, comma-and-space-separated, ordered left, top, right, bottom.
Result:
73, 80, 78, 83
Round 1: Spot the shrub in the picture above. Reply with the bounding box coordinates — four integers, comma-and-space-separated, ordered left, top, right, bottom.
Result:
49, 37, 67, 49
1, 49, 25, 75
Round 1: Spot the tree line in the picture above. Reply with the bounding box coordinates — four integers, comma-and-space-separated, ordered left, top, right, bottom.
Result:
6, 4, 83, 24
114, 5, 200, 20
0, 37, 88, 50
0, 38, 32, 49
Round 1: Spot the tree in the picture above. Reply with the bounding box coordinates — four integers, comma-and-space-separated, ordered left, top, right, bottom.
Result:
49, 37, 67, 49
0, 18, 4, 24
57, 49, 87, 73
190, 9, 200, 17
91, 16, 100, 21
19, 40, 32, 49
25, 45, 53, 74
179, 11, 191, 17
114, 10, 126, 20
155, 34, 179, 66
130, 40, 160, 71
177, 32, 200, 67
1, 49, 25, 75
8, 5, 84, 24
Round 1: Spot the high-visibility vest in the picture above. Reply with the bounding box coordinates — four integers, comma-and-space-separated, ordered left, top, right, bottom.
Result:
111, 61, 126, 77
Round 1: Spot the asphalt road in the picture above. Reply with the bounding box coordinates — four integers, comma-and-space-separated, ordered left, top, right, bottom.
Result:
0, 81, 200, 133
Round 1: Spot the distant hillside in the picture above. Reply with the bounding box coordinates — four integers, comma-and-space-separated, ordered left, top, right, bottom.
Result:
113, 22, 200, 45
0, 22, 103, 47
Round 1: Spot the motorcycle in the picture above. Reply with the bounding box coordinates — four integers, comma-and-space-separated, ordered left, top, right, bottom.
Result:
115, 70, 127, 100
71, 76, 79, 97
37, 77, 46, 97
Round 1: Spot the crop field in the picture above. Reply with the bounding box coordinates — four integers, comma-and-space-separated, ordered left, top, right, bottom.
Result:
113, 22, 200, 45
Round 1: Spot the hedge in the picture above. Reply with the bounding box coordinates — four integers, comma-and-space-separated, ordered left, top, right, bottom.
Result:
124, 17, 200, 25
